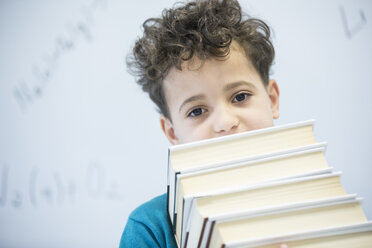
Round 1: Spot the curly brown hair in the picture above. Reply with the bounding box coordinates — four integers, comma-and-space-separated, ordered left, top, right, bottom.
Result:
127, 0, 275, 120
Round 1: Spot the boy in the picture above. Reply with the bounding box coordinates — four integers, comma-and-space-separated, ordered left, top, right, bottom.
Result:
120, 0, 284, 247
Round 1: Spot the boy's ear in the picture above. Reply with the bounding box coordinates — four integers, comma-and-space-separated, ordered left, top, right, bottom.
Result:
267, 79, 280, 119
160, 115, 179, 145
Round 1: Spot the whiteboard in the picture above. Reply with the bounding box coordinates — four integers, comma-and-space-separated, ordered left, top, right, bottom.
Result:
0, 0, 371, 247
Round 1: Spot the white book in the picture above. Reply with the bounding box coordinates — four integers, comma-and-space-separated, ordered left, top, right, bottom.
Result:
174, 143, 330, 246
226, 221, 372, 247
167, 120, 317, 234
183, 171, 344, 248
207, 196, 366, 248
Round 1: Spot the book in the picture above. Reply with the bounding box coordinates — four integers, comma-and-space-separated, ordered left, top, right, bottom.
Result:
168, 120, 317, 235
184, 172, 349, 248
166, 120, 371, 247
228, 222, 372, 247
238, 222, 372, 248
208, 196, 367, 248
178, 144, 331, 246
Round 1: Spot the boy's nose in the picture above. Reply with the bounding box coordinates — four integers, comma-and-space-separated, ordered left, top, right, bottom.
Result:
212, 107, 240, 134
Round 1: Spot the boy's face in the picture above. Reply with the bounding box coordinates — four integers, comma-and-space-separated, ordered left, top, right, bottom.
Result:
160, 42, 280, 145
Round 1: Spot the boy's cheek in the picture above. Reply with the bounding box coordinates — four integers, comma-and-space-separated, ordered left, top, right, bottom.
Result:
178, 126, 212, 143
236, 109, 275, 132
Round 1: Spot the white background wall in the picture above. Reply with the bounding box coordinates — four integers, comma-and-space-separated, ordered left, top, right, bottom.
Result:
0, 0, 371, 247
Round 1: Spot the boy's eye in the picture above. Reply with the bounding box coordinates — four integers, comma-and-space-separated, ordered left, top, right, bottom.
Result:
188, 107, 206, 117
232, 92, 250, 103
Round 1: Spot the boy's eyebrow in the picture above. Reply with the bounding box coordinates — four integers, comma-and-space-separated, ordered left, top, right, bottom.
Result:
179, 94, 206, 113
223, 81, 257, 91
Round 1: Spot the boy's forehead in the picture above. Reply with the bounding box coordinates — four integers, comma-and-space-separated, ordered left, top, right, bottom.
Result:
163, 42, 256, 88
178, 40, 246, 71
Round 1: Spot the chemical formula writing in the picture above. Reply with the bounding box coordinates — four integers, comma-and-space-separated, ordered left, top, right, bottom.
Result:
0, 161, 126, 209
339, 4, 367, 39
13, 0, 108, 112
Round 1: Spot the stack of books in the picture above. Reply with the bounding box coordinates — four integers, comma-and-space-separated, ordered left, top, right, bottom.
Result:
166, 120, 372, 248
